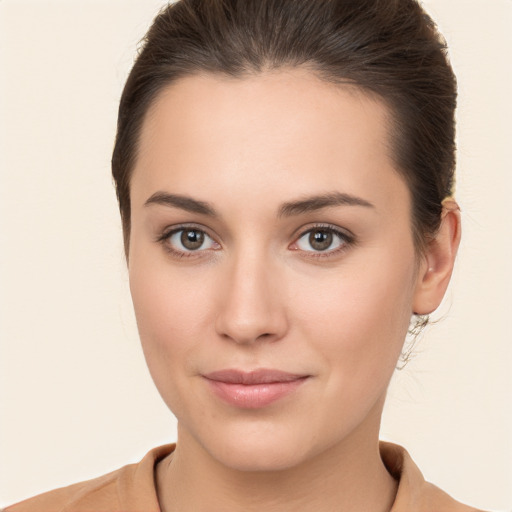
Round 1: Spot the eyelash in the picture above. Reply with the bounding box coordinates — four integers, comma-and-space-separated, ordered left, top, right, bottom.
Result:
156, 224, 220, 259
291, 223, 355, 259
156, 223, 355, 259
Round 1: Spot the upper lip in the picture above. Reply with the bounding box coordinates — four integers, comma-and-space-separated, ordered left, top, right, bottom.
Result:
203, 369, 308, 385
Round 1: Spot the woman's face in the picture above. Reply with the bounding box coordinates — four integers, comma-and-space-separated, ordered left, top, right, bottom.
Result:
128, 70, 425, 470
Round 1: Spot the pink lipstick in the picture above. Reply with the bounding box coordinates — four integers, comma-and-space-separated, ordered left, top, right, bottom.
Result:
202, 369, 309, 409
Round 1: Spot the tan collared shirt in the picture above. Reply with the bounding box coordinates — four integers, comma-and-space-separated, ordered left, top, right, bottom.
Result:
4, 443, 486, 511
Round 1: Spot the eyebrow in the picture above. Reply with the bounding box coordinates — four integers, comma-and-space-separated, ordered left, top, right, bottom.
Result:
144, 190, 374, 218
278, 192, 374, 217
144, 192, 218, 217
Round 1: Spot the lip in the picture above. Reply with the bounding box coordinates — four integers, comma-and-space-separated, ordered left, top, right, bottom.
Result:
202, 369, 309, 409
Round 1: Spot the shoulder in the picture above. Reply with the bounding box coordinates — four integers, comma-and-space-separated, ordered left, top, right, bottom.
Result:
4, 469, 123, 512
3, 445, 175, 512
380, 441, 489, 512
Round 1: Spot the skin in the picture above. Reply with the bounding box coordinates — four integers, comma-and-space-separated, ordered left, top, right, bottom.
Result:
128, 69, 460, 511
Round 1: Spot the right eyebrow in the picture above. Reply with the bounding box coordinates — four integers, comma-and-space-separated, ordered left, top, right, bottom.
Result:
144, 192, 218, 217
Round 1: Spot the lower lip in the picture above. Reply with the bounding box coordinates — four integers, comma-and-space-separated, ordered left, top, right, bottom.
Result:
205, 378, 308, 409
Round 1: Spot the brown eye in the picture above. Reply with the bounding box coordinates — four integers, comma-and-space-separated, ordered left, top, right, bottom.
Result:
309, 230, 333, 251
165, 228, 218, 253
181, 229, 205, 250
294, 226, 350, 254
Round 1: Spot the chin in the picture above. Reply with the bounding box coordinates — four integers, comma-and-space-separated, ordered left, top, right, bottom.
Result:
192, 413, 355, 474
211, 438, 308, 472
187, 418, 316, 472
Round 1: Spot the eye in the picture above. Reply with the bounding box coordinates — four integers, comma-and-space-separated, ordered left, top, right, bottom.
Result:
164, 228, 219, 253
292, 226, 352, 254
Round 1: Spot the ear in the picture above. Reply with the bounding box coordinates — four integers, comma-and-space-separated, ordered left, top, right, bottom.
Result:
412, 199, 461, 315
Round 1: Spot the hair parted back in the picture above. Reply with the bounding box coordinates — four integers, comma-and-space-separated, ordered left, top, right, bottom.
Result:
112, 0, 457, 254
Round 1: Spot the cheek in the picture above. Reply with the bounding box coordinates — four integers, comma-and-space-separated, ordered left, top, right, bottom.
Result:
129, 235, 213, 344
128, 254, 209, 404
130, 268, 183, 348
291, 252, 416, 386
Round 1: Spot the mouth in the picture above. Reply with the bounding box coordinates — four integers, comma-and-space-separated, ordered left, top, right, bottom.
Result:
202, 369, 310, 409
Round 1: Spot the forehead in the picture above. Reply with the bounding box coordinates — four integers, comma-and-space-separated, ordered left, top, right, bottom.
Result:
131, 69, 407, 214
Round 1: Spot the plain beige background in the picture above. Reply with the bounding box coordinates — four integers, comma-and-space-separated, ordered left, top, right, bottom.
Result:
0, 0, 511, 510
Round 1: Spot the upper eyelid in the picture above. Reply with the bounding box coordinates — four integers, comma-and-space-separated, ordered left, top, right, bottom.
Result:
157, 223, 218, 242
293, 223, 354, 240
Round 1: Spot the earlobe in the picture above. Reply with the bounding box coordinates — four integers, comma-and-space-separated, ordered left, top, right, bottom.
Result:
412, 199, 461, 315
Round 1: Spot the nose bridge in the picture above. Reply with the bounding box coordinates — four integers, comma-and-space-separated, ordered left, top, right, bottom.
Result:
215, 245, 287, 344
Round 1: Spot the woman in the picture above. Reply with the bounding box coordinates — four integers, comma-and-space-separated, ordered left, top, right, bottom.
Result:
3, 0, 492, 510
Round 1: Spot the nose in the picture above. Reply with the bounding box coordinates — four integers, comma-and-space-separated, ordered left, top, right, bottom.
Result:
214, 251, 288, 345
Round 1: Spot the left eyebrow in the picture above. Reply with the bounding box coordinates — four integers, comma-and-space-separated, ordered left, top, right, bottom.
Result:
278, 192, 375, 217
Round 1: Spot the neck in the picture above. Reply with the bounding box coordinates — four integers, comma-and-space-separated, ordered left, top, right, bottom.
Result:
157, 408, 397, 512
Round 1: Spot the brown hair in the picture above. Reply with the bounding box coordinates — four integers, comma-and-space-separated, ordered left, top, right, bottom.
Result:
112, 0, 457, 254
